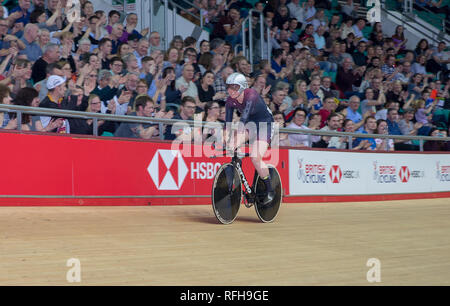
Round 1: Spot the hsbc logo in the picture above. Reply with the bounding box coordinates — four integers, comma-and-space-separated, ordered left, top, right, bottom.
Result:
329, 165, 343, 183
329, 165, 359, 183
399, 166, 410, 183
147, 150, 189, 190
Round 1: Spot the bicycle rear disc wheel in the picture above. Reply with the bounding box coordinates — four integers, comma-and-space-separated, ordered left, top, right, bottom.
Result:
212, 163, 242, 224
254, 165, 282, 223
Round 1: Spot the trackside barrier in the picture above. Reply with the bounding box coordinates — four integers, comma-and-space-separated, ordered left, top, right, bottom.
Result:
0, 131, 448, 206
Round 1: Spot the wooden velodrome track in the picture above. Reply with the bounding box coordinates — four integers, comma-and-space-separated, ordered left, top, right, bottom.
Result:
1, 198, 450, 285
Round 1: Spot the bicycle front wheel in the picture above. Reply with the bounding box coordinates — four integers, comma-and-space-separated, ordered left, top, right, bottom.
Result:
212, 163, 242, 224
254, 165, 282, 223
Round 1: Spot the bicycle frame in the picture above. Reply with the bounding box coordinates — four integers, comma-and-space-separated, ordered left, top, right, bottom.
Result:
231, 153, 258, 207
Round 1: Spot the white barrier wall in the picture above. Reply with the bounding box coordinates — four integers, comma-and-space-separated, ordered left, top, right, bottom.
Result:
288, 150, 450, 196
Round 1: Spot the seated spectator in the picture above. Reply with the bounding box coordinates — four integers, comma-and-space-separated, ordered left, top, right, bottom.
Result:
197, 70, 221, 105
164, 96, 197, 141
114, 73, 139, 115
202, 101, 222, 143
272, 110, 290, 146
287, 0, 305, 25
412, 92, 438, 128
306, 78, 323, 113
427, 41, 450, 76
424, 128, 450, 151
391, 25, 408, 54
341, 118, 370, 150
0, 84, 16, 130
39, 75, 90, 133
114, 95, 162, 139
352, 41, 368, 67
319, 76, 339, 100
343, 95, 366, 132
352, 116, 378, 150
11, 87, 44, 131
318, 97, 338, 128
69, 93, 116, 136
287, 108, 320, 147
315, 112, 346, 149
398, 108, 422, 150
408, 73, 428, 97
375, 119, 395, 151
361, 87, 385, 116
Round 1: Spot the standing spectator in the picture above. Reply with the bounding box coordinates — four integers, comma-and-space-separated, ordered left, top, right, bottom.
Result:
18, 23, 41, 62
336, 57, 364, 98
176, 64, 201, 109
31, 43, 60, 84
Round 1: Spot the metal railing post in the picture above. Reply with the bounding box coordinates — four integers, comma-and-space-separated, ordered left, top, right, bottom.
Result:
93, 117, 98, 136
242, 17, 247, 57
348, 136, 353, 149
419, 139, 424, 152
172, 4, 176, 39
17, 111, 22, 131
267, 24, 271, 61
149, 0, 153, 32
249, 13, 253, 69
164, 0, 169, 51
259, 13, 264, 61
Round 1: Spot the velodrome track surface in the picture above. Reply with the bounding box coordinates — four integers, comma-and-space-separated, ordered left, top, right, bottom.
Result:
1, 198, 450, 285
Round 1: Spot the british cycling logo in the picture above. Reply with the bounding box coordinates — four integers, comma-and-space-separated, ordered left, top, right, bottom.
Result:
436, 162, 450, 182
373, 161, 397, 184
147, 150, 189, 190
297, 158, 326, 184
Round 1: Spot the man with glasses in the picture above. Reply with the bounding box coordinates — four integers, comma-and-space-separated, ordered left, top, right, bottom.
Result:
175, 64, 200, 108
352, 41, 367, 67
148, 31, 162, 52
164, 96, 197, 141
134, 39, 150, 69
112, 72, 139, 115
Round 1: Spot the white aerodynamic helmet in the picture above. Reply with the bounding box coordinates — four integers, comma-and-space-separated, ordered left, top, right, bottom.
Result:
226, 72, 248, 94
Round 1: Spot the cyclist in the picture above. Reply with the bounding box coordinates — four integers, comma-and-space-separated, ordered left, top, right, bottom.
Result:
224, 72, 275, 206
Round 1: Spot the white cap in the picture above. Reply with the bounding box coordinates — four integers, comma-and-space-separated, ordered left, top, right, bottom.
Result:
47, 75, 67, 90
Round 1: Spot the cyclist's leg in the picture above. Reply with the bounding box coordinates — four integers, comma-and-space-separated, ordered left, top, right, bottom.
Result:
250, 138, 275, 205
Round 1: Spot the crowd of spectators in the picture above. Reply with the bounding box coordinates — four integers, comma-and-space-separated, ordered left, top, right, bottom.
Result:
0, 0, 449, 151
